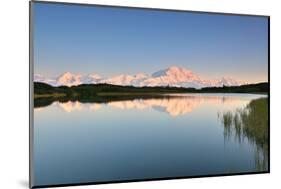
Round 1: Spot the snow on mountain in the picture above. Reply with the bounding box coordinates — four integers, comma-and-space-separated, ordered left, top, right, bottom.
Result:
100, 74, 135, 86
214, 76, 243, 87
35, 66, 243, 88
152, 66, 199, 80
81, 73, 102, 84
34, 72, 102, 87
100, 73, 149, 86
141, 66, 202, 87
56, 72, 82, 87
34, 74, 57, 86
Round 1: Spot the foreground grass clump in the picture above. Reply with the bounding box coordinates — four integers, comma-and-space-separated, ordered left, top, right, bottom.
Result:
219, 98, 268, 171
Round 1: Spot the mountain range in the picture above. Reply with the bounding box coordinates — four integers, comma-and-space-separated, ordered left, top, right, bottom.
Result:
34, 66, 244, 89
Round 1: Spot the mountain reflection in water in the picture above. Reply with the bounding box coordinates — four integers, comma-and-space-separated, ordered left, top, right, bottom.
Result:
35, 94, 261, 117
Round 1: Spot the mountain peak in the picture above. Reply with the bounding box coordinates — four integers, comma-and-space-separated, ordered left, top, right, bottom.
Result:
60, 71, 73, 76
150, 66, 200, 86
167, 66, 179, 69
57, 72, 82, 86
166, 66, 193, 75
167, 66, 184, 71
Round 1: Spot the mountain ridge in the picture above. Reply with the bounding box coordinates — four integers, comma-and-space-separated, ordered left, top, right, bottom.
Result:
35, 66, 246, 89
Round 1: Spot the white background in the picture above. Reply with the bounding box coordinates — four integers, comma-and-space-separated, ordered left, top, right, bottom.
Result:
0, 0, 279, 188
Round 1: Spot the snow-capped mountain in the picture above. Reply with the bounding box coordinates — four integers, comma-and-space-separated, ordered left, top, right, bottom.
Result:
141, 66, 204, 88
56, 72, 82, 87
100, 73, 149, 86
34, 72, 102, 87
34, 74, 58, 86
34, 66, 244, 88
101, 74, 136, 86
214, 76, 242, 87
81, 73, 102, 84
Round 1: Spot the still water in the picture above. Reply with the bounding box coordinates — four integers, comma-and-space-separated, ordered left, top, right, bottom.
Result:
33, 93, 268, 186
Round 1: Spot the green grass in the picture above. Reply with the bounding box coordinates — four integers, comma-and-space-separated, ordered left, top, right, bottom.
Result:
96, 92, 167, 96
220, 98, 268, 171
34, 93, 66, 99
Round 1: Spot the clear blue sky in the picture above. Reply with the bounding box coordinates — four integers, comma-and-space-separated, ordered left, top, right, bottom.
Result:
33, 2, 268, 83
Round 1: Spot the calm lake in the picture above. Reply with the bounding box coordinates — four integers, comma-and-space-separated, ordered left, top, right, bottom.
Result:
33, 93, 268, 186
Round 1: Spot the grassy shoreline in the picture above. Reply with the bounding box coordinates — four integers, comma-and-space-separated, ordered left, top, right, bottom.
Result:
34, 91, 268, 99
34, 93, 67, 99
34, 81, 269, 100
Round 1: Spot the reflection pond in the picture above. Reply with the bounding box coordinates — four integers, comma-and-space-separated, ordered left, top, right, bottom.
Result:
33, 93, 268, 186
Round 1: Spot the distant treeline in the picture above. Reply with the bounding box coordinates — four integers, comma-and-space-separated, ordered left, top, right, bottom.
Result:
33, 82, 268, 108
34, 82, 268, 98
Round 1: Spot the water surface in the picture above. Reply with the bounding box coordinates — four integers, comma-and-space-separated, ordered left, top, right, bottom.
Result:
33, 93, 268, 186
